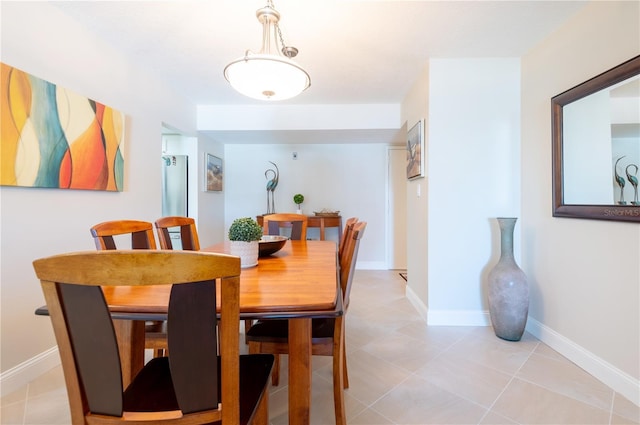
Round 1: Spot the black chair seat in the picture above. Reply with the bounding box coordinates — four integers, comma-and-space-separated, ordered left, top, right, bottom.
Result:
124, 354, 274, 425
246, 318, 335, 344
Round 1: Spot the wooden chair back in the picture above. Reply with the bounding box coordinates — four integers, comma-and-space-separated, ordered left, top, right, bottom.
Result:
90, 220, 167, 356
90, 220, 157, 250
32, 250, 244, 424
262, 213, 308, 240
338, 217, 358, 261
154, 216, 201, 250
339, 221, 366, 311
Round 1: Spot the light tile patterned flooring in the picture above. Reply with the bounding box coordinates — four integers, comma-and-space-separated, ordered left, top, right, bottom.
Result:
2, 270, 639, 424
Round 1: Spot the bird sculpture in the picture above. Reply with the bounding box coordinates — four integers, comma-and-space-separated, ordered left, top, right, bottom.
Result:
614, 156, 626, 205
265, 161, 279, 214
626, 163, 639, 205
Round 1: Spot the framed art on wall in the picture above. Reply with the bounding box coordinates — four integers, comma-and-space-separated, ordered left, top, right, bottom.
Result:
205, 153, 223, 191
406, 119, 424, 180
1, 63, 125, 191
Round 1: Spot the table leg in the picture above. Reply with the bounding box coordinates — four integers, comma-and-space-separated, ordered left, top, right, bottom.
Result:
113, 319, 145, 388
319, 221, 326, 240
288, 318, 312, 425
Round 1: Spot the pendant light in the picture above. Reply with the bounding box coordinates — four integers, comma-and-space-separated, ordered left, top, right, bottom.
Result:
224, 0, 311, 101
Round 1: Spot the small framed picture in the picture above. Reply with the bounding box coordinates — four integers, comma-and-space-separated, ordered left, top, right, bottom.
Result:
406, 119, 424, 180
205, 153, 223, 192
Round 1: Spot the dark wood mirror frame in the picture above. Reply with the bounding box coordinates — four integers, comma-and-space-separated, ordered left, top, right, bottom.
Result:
552, 55, 640, 223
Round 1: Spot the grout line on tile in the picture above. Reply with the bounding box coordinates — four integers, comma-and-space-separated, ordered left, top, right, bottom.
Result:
20, 381, 31, 425
476, 339, 539, 425
607, 390, 616, 425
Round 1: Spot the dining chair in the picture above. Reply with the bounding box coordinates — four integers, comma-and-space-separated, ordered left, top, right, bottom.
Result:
90, 219, 157, 250
246, 221, 367, 425
262, 213, 308, 240
154, 216, 201, 251
245, 213, 309, 337
338, 217, 358, 260
90, 220, 167, 357
33, 250, 274, 425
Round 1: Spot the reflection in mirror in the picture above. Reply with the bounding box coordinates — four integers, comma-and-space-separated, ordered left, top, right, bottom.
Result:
562, 76, 640, 205
552, 55, 640, 222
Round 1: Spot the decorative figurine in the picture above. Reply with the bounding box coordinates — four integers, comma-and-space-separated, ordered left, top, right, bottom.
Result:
626, 163, 639, 206
265, 161, 279, 214
614, 156, 627, 205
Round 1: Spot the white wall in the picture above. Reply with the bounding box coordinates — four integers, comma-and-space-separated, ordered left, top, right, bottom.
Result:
222, 143, 387, 268
427, 58, 521, 324
197, 134, 226, 246
401, 59, 521, 324
0, 2, 197, 393
521, 1, 639, 403
401, 65, 430, 311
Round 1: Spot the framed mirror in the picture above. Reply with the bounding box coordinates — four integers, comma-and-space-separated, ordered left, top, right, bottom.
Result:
552, 55, 640, 222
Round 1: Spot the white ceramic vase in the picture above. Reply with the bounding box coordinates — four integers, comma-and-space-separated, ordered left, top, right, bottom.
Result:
230, 241, 259, 268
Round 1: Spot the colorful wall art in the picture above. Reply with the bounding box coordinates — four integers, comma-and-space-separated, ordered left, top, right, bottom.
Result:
1, 63, 125, 191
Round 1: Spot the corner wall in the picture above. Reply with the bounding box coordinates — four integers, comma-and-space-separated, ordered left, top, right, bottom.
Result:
401, 65, 430, 313
427, 58, 521, 324
521, 0, 639, 403
401, 59, 522, 324
0, 2, 197, 394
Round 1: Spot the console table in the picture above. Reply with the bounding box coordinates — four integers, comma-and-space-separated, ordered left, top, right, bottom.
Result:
257, 215, 342, 241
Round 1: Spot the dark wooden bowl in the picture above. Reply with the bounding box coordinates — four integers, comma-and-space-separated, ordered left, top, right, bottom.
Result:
259, 235, 287, 257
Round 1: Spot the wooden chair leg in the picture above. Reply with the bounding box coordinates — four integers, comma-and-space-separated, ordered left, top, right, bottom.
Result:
342, 341, 349, 389
332, 339, 346, 424
271, 355, 280, 386
244, 319, 253, 344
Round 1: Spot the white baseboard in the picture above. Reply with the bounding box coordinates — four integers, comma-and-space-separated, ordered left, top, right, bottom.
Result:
526, 317, 640, 407
0, 346, 60, 397
405, 284, 491, 326
405, 284, 428, 322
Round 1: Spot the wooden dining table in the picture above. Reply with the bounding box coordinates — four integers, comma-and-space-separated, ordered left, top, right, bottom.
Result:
76, 239, 341, 425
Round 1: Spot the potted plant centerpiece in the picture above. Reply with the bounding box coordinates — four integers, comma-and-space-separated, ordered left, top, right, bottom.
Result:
293, 193, 304, 214
228, 217, 263, 268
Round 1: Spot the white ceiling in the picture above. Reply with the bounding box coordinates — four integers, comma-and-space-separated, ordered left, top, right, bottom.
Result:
52, 0, 589, 143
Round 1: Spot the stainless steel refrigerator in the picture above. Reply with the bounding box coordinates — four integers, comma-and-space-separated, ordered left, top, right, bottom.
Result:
161, 155, 188, 249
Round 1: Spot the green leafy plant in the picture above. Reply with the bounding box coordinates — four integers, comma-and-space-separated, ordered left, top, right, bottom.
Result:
228, 217, 263, 242
293, 194, 304, 205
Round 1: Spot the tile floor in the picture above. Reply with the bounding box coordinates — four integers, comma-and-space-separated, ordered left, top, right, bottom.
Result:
2, 270, 639, 424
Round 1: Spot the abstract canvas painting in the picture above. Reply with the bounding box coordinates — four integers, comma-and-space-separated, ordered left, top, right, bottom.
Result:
1, 63, 125, 191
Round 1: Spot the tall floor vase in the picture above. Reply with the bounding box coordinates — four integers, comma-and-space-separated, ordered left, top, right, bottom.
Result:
488, 217, 529, 341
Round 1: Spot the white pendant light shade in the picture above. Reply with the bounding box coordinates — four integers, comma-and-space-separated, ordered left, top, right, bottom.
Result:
224, 54, 310, 101
224, 1, 310, 101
